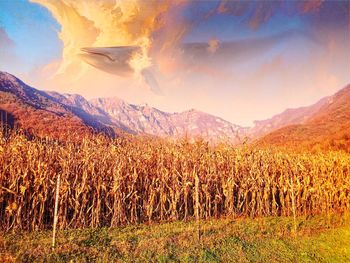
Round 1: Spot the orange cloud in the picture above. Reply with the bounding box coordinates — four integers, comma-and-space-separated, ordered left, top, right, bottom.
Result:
207, 38, 220, 53
217, 1, 250, 16
248, 1, 282, 30
31, 0, 188, 83
299, 0, 324, 13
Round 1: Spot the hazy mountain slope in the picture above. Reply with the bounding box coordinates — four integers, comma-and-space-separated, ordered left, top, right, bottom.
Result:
2, 71, 349, 148
0, 72, 113, 139
90, 98, 172, 135
0, 71, 246, 142
46, 92, 118, 130
169, 109, 246, 141
258, 84, 350, 151
249, 96, 330, 138
90, 98, 247, 142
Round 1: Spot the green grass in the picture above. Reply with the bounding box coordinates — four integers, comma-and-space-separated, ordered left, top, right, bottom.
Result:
1, 213, 350, 262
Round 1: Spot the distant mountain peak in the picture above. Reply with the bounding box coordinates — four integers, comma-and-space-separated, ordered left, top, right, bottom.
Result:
89, 95, 246, 142
4, 71, 347, 148
0, 72, 246, 143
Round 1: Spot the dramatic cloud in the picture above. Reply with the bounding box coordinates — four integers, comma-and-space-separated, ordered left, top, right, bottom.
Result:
31, 0, 188, 78
17, 0, 350, 126
31, 0, 347, 83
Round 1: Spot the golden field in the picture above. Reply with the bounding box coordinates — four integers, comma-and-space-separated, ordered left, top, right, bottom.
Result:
1, 130, 350, 231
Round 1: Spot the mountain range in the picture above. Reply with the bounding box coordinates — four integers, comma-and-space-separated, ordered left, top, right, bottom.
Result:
0, 71, 349, 150
0, 71, 246, 142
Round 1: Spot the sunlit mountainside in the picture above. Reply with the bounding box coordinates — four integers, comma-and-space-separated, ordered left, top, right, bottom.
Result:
258, 84, 350, 151
1, 71, 350, 151
0, 71, 247, 143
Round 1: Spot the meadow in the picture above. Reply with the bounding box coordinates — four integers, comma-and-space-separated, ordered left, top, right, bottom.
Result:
1, 130, 350, 231
2, 213, 350, 262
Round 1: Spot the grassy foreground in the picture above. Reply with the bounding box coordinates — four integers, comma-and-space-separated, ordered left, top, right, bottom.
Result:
1, 213, 350, 262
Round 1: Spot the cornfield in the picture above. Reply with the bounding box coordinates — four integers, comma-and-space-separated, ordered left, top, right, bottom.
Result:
1, 130, 350, 231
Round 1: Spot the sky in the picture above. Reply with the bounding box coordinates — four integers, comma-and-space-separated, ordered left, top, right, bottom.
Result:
0, 0, 349, 126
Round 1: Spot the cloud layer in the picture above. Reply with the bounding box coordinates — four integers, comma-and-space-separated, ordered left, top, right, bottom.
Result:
10, 1, 350, 126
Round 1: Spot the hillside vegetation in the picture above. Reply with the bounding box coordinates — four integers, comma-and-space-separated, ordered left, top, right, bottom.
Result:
258, 84, 350, 152
1, 130, 350, 231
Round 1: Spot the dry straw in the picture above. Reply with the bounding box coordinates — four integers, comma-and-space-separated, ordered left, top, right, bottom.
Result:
1, 131, 350, 231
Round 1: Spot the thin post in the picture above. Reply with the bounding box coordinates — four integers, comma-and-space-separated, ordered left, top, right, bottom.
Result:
52, 173, 61, 249
290, 176, 297, 233
194, 167, 201, 242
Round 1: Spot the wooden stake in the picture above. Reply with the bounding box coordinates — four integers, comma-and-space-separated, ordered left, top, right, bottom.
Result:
194, 167, 201, 242
52, 173, 61, 249
290, 176, 297, 233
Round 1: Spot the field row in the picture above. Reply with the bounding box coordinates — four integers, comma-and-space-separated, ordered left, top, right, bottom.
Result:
1, 132, 350, 230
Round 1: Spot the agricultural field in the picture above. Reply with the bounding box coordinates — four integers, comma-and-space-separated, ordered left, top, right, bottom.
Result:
1, 131, 350, 231
1, 1, 350, 262
1, 129, 350, 262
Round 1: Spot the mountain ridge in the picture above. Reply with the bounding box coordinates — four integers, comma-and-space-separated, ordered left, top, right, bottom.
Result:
0, 71, 110, 139
0, 71, 246, 142
257, 84, 350, 151
1, 71, 349, 149
249, 96, 331, 138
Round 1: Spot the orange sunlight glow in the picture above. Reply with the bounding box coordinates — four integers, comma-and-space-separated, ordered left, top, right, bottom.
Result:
31, 0, 187, 80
